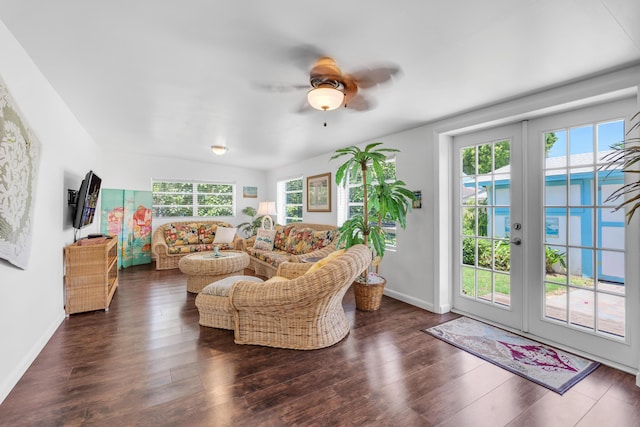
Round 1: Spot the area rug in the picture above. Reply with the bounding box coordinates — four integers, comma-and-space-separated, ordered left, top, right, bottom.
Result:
424, 317, 599, 395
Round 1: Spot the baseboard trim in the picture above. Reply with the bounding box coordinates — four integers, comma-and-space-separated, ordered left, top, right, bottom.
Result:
383, 288, 434, 312
0, 309, 65, 404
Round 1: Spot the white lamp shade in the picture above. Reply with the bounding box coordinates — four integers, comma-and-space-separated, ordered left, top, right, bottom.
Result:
211, 145, 228, 155
257, 201, 277, 216
307, 87, 344, 111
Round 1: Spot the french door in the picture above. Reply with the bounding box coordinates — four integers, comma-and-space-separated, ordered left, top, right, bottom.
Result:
452, 98, 639, 370
525, 100, 637, 369
452, 123, 524, 331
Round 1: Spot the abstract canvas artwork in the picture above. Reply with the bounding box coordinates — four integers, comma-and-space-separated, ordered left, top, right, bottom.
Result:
0, 75, 41, 269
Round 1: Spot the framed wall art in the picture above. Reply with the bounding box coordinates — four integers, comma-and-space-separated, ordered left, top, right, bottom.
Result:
243, 186, 257, 198
307, 173, 331, 212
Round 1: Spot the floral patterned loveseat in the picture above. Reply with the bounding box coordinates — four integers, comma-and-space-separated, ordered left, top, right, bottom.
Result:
151, 221, 242, 270
242, 223, 340, 278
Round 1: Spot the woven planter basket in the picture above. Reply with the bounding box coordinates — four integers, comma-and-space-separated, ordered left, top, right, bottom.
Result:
353, 277, 386, 311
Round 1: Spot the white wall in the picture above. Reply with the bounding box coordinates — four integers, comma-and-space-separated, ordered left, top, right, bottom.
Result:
265, 126, 436, 311
0, 21, 102, 403
98, 150, 267, 236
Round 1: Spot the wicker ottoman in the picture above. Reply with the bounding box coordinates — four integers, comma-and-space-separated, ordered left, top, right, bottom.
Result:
195, 275, 263, 329
178, 250, 250, 293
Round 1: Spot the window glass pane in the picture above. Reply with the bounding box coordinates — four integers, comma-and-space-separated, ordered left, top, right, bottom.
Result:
545, 209, 566, 244
597, 120, 624, 164
569, 172, 593, 206
598, 173, 623, 207
493, 174, 510, 206
545, 130, 566, 168
286, 179, 302, 191
152, 182, 192, 192
462, 146, 476, 176
477, 238, 491, 268
598, 249, 624, 282
545, 170, 567, 206
569, 208, 593, 246
597, 211, 624, 249
477, 143, 492, 174
494, 207, 510, 238
286, 192, 302, 204
477, 205, 489, 238
569, 125, 594, 166
495, 272, 510, 307
462, 266, 476, 298
598, 294, 624, 337
282, 177, 303, 223
545, 283, 567, 321
568, 247, 594, 289
570, 290, 594, 330
152, 180, 235, 217
477, 269, 492, 301
462, 208, 476, 236
494, 140, 510, 171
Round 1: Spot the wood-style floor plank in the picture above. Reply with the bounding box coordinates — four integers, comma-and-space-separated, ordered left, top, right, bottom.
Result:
1, 263, 640, 426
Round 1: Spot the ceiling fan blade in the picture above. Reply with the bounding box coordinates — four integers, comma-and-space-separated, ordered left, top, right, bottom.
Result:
252, 82, 308, 93
344, 94, 373, 111
288, 44, 327, 71
349, 64, 401, 89
295, 100, 314, 114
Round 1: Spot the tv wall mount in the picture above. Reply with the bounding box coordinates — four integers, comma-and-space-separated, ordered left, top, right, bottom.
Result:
67, 189, 79, 207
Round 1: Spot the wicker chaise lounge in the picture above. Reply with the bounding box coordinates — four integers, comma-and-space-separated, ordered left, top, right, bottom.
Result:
228, 244, 372, 350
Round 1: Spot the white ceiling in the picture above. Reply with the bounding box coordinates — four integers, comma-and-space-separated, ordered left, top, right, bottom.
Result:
0, 1, 638, 170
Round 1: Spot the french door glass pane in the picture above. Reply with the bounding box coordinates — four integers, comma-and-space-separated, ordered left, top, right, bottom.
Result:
459, 139, 511, 308
542, 120, 625, 339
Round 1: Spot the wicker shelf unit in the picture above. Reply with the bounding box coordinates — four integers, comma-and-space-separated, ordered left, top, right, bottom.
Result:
64, 238, 118, 315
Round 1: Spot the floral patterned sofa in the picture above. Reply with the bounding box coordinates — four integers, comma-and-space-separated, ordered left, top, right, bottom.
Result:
151, 221, 242, 270
242, 223, 340, 278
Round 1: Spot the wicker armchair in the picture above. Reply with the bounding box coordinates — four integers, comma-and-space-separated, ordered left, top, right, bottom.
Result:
228, 244, 372, 350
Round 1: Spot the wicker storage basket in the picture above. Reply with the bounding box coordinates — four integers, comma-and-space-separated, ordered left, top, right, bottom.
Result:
353, 277, 386, 311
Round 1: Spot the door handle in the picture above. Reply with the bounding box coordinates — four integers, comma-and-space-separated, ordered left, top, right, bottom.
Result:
511, 238, 522, 246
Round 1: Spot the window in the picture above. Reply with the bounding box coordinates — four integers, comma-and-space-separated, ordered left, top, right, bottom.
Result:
278, 177, 303, 224
343, 158, 398, 248
152, 180, 235, 217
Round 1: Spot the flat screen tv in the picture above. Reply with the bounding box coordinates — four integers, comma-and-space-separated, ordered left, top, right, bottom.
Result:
72, 170, 102, 230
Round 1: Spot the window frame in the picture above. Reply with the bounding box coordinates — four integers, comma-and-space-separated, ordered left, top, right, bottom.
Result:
278, 176, 303, 224
151, 179, 236, 218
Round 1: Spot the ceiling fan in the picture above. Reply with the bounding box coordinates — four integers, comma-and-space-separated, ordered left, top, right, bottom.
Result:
257, 51, 400, 113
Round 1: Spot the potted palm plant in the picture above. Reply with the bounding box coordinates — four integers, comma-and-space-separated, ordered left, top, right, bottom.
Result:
236, 206, 265, 238
331, 142, 415, 310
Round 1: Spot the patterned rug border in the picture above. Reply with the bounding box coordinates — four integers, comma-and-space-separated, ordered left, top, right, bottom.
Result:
424, 317, 600, 395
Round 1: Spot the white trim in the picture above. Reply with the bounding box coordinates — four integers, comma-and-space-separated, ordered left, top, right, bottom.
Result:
0, 310, 65, 404
384, 288, 434, 313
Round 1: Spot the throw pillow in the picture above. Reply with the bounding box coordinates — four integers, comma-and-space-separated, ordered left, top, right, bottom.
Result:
201, 275, 264, 297
284, 227, 315, 254
305, 249, 346, 274
254, 228, 277, 251
213, 226, 237, 244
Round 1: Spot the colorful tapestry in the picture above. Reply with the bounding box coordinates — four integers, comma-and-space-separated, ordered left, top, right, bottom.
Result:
425, 317, 599, 395
100, 189, 152, 268
0, 75, 41, 269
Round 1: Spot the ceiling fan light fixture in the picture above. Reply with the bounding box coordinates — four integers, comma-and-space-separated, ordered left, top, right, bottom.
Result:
210, 145, 228, 156
307, 87, 344, 111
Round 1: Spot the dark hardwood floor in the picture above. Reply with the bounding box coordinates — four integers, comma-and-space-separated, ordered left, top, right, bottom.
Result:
2, 263, 640, 426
